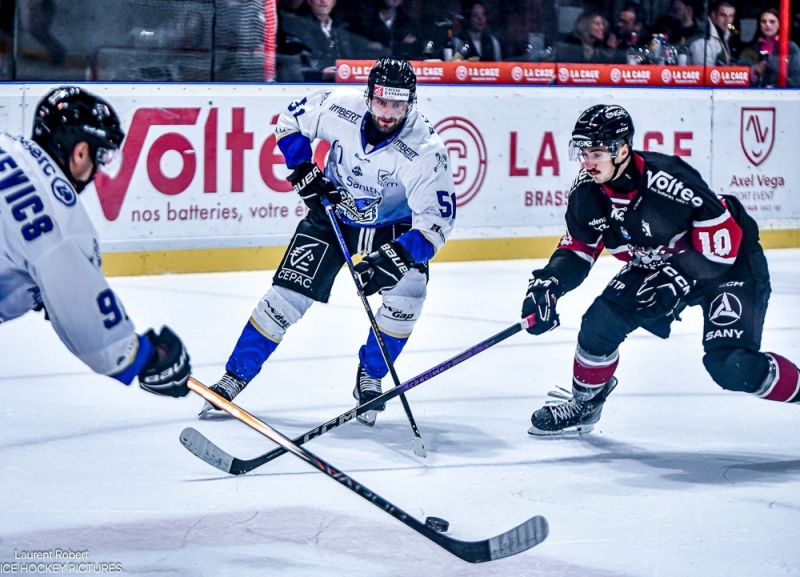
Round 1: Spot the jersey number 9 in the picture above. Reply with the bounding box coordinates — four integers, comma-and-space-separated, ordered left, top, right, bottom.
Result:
97, 289, 125, 329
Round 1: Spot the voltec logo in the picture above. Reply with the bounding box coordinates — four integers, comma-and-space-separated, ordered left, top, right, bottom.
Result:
740, 107, 775, 167
93, 108, 330, 221
433, 117, 487, 206
646, 169, 703, 207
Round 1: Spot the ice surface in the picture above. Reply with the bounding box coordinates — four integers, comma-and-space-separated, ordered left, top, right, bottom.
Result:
2, 250, 799, 576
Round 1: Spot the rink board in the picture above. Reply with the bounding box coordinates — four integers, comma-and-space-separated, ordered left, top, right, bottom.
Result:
1, 84, 797, 275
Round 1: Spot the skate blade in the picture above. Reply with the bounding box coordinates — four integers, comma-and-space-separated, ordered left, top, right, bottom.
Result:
357, 410, 377, 427
527, 423, 595, 437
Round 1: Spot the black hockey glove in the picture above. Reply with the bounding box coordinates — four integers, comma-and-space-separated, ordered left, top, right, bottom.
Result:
287, 161, 342, 209
635, 264, 692, 320
138, 326, 191, 398
354, 240, 414, 296
522, 275, 561, 335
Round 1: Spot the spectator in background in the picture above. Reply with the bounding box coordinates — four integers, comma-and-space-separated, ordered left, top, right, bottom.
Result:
740, 8, 800, 88
557, 11, 620, 64
453, 2, 502, 61
690, 0, 735, 65
653, 0, 705, 46
279, 0, 371, 81
612, 3, 648, 50
350, 0, 420, 60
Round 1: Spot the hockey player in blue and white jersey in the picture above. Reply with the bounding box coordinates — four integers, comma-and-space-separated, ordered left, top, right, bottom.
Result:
0, 86, 191, 399
201, 58, 456, 424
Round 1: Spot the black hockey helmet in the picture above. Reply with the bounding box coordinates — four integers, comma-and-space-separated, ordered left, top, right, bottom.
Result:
569, 104, 635, 161
32, 86, 125, 188
366, 57, 417, 117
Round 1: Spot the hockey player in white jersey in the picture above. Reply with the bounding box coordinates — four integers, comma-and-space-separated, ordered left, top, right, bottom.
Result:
201, 58, 456, 423
0, 86, 191, 398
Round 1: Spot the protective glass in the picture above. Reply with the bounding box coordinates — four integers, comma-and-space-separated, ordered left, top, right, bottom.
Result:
96, 147, 123, 178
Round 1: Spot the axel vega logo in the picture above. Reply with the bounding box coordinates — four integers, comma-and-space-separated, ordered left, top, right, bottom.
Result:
740, 107, 775, 167
94, 107, 330, 221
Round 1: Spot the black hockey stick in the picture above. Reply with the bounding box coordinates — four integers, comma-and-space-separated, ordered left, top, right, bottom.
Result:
321, 196, 427, 456
186, 378, 548, 562
180, 314, 534, 475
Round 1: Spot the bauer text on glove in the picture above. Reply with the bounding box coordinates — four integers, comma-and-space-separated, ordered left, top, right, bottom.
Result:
138, 326, 191, 398
288, 161, 342, 209
354, 241, 414, 296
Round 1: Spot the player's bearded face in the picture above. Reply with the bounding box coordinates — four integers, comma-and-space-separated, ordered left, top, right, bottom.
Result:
368, 96, 408, 133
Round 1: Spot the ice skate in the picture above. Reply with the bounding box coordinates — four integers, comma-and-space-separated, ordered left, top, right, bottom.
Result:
199, 372, 249, 418
528, 378, 617, 436
353, 363, 384, 427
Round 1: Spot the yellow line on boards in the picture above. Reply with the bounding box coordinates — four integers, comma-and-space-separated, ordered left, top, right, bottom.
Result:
101, 230, 800, 277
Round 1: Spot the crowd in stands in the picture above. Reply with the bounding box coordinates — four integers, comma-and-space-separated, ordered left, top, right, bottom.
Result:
274, 0, 799, 86
1, 0, 798, 86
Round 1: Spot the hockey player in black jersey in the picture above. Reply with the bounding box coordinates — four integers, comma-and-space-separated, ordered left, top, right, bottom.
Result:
522, 104, 800, 436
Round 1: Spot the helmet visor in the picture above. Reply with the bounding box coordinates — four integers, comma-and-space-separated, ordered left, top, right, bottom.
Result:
367, 83, 413, 120
568, 140, 617, 162
95, 147, 123, 179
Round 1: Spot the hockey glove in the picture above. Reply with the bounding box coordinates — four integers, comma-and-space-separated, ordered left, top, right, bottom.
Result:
354, 240, 414, 296
635, 264, 692, 320
288, 161, 342, 209
138, 326, 191, 398
522, 275, 561, 335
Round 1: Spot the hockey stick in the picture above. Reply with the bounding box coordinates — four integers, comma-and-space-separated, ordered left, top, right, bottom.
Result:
186, 378, 548, 562
180, 314, 535, 475
320, 196, 426, 457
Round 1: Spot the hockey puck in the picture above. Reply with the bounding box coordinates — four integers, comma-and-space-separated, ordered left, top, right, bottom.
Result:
425, 516, 450, 533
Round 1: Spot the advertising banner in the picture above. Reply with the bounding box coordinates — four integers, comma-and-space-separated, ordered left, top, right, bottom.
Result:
16, 84, 710, 250
336, 60, 747, 88
336, 60, 556, 85
410, 87, 711, 239
20, 84, 326, 252
710, 91, 800, 223
5, 84, 795, 265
